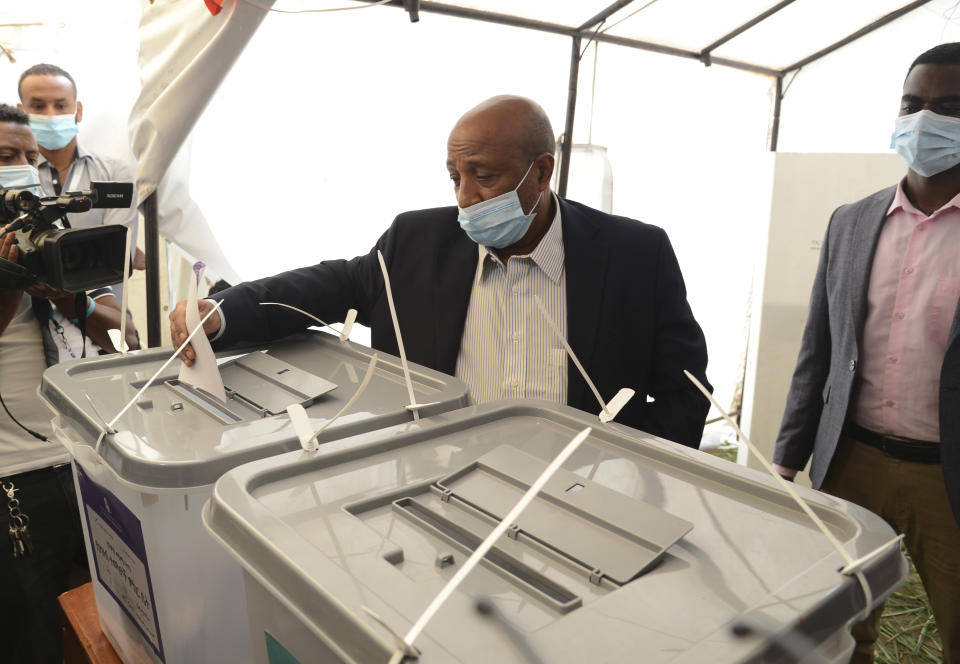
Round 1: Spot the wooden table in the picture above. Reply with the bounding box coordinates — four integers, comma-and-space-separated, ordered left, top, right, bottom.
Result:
59, 582, 123, 664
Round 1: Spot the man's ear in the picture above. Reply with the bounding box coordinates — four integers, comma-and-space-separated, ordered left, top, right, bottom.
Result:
16, 102, 23, 112
536, 152, 555, 189
75, 100, 83, 124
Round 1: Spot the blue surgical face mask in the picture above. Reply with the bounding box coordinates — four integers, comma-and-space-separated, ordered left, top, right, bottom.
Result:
457, 161, 544, 249
29, 113, 78, 150
0, 164, 42, 196
890, 109, 960, 177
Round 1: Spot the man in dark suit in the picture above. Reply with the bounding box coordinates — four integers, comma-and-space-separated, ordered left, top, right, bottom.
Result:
171, 96, 710, 447
773, 44, 960, 663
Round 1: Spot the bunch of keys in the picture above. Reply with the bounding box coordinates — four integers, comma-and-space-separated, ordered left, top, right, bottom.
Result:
3, 482, 33, 558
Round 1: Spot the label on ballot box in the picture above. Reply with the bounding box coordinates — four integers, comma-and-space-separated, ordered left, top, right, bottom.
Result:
75, 462, 165, 662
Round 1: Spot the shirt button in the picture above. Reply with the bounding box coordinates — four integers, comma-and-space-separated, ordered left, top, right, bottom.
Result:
888, 356, 898, 364
848, 360, 857, 372
895, 312, 905, 320
885, 400, 895, 407
512, 285, 519, 294
918, 224, 926, 231
904, 267, 914, 274
512, 333, 519, 343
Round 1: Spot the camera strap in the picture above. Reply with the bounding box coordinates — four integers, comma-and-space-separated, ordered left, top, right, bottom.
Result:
74, 291, 88, 359
0, 257, 33, 291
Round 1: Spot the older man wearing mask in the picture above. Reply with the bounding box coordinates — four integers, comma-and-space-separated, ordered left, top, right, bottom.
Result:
172, 95, 711, 447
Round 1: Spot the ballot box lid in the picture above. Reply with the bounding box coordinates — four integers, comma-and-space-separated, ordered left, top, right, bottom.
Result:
203, 400, 907, 664
39, 331, 469, 489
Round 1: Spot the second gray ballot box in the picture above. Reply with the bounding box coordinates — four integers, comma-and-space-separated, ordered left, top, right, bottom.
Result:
203, 400, 907, 664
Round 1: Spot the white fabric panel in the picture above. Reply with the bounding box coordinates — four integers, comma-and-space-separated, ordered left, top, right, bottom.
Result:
157, 137, 242, 286
128, 0, 272, 284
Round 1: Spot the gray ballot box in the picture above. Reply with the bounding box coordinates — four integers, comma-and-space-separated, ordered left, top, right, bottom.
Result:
203, 400, 907, 664
38, 332, 469, 664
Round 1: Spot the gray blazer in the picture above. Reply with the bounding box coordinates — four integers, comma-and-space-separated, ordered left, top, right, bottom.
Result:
773, 185, 960, 526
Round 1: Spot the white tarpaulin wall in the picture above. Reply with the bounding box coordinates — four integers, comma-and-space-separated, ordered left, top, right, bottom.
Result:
4, 0, 960, 435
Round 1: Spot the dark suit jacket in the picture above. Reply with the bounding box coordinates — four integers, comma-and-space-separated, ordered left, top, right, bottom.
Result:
211, 197, 711, 447
773, 186, 960, 526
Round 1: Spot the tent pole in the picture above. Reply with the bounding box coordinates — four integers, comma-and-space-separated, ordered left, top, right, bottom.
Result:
699, 0, 797, 65
769, 75, 783, 152
143, 191, 162, 347
558, 35, 581, 198
577, 0, 636, 31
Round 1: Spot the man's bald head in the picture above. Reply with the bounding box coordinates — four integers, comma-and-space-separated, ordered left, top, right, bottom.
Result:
446, 96, 557, 258
451, 96, 556, 163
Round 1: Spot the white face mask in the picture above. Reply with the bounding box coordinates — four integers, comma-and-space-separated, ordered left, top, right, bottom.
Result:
28, 113, 78, 150
890, 109, 960, 177
456, 161, 543, 249
0, 164, 42, 196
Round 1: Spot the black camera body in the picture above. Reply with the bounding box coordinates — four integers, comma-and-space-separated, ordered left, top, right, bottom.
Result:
0, 182, 133, 292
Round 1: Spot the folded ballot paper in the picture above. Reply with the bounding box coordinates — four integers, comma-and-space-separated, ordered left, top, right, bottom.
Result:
178, 262, 227, 401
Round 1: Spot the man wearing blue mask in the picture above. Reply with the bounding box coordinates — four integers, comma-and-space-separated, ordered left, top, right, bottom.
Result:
773, 43, 960, 663
17, 64, 141, 288
171, 95, 711, 447
0, 103, 137, 664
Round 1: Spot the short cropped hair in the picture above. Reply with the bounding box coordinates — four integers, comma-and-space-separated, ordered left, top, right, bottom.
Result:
908, 43, 960, 77
18, 63, 77, 100
0, 103, 29, 125
524, 112, 556, 162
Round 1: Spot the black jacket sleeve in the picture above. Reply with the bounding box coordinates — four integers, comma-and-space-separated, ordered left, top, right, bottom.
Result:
210, 218, 400, 351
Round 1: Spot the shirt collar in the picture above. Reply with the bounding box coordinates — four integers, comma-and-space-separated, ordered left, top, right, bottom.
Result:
37, 142, 88, 169
887, 176, 960, 221
480, 192, 564, 284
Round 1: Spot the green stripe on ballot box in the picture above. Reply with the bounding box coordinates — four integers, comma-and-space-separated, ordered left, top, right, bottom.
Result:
265, 632, 302, 664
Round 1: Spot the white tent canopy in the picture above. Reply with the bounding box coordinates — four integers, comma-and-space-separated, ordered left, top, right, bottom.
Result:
2, 0, 958, 438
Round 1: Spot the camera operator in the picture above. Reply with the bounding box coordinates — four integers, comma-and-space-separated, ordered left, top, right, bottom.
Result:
18, 63, 142, 290
0, 103, 137, 664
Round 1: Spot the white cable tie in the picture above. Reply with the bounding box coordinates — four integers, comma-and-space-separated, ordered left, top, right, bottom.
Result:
286, 403, 316, 452
401, 427, 593, 651
106, 301, 223, 430
682, 370, 886, 619
853, 568, 874, 623
258, 301, 353, 339
682, 370, 854, 566
302, 354, 378, 449
239, 0, 393, 15
84, 394, 118, 435
360, 606, 420, 662
533, 295, 610, 420
599, 388, 635, 423
839, 534, 905, 576
406, 402, 439, 412
106, 329, 130, 354
341, 308, 357, 342
377, 251, 419, 422
92, 430, 107, 465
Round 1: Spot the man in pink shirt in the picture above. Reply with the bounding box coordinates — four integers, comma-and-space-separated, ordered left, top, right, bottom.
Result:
774, 43, 960, 663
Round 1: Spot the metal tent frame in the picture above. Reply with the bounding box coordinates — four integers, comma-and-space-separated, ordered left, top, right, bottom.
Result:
142, 0, 934, 345
361, 0, 932, 189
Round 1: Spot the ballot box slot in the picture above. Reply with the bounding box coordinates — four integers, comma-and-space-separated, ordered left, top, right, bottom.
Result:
435, 445, 694, 586
163, 380, 243, 424
217, 351, 338, 416
392, 497, 582, 613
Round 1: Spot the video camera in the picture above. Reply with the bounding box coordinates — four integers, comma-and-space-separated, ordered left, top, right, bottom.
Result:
0, 182, 133, 292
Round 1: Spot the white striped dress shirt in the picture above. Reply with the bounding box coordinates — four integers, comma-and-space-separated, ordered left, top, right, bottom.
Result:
455, 196, 568, 405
